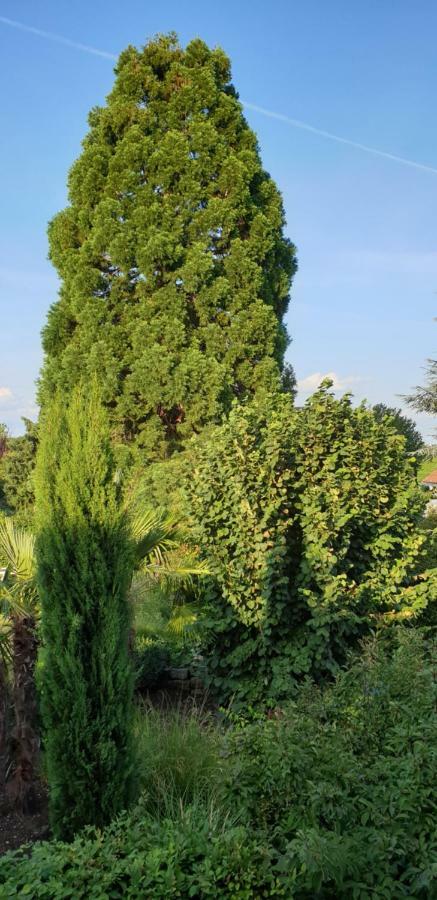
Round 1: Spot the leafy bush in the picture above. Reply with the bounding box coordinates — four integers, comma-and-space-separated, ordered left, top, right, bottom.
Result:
1, 631, 435, 898
187, 384, 433, 702
221, 629, 437, 897
133, 638, 170, 691
0, 801, 284, 899
371, 402, 424, 454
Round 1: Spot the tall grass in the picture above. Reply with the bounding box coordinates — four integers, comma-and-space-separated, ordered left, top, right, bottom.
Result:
133, 700, 227, 818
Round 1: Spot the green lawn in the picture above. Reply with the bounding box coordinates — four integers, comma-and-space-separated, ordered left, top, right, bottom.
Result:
418, 457, 437, 482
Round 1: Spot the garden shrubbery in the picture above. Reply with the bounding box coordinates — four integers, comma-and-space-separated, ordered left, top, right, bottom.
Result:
133, 639, 170, 691
1, 30, 436, 900
1, 630, 435, 898
187, 384, 434, 703
221, 629, 437, 897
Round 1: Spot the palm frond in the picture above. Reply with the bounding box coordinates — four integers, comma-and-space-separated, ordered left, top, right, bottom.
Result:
0, 518, 36, 581
166, 603, 199, 637
0, 615, 13, 666
138, 546, 209, 583
129, 507, 208, 579
0, 519, 38, 616
130, 508, 185, 567
127, 504, 209, 647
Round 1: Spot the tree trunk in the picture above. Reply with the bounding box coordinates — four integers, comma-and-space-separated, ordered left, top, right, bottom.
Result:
0, 658, 9, 789
7, 616, 39, 812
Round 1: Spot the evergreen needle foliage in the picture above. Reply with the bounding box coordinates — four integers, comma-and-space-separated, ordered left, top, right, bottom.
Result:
39, 33, 297, 459
0, 419, 38, 525
34, 381, 135, 840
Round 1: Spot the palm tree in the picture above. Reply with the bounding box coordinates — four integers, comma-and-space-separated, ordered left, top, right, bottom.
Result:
129, 507, 208, 644
0, 518, 39, 811
131, 506, 207, 581
0, 626, 12, 787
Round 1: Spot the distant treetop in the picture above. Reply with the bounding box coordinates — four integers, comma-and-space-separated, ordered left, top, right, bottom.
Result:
372, 403, 424, 454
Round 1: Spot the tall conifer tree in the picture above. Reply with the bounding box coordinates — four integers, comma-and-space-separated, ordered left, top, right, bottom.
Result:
40, 33, 296, 457
35, 382, 134, 839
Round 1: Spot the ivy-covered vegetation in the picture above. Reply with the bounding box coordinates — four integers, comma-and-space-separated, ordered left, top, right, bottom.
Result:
187, 384, 434, 702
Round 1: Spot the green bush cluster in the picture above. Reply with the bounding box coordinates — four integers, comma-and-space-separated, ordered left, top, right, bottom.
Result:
0, 419, 38, 525
187, 384, 433, 702
3, 29, 435, 898
133, 638, 170, 691
222, 629, 437, 897
0, 802, 285, 899
1, 631, 435, 898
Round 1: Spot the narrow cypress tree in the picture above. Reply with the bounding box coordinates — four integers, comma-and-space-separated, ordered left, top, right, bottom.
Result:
39, 33, 297, 458
34, 381, 134, 839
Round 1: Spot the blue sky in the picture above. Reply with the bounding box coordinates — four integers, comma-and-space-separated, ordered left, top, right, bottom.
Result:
0, 0, 436, 439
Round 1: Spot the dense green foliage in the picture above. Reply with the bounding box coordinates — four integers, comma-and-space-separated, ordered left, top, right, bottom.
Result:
1, 631, 435, 898
187, 384, 432, 702
34, 383, 134, 839
0, 803, 281, 899
222, 630, 437, 898
372, 402, 423, 453
3, 32, 436, 897
40, 33, 296, 459
0, 518, 39, 810
0, 419, 38, 525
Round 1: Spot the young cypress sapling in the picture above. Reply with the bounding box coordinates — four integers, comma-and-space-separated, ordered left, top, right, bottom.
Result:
35, 381, 134, 839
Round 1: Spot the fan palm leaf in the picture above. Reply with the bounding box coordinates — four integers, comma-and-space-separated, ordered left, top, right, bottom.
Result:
129, 507, 208, 582
128, 506, 208, 648
0, 518, 39, 810
0, 518, 38, 616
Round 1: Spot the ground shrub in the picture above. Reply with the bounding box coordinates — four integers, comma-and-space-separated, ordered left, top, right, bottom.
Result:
221, 629, 437, 897
1, 630, 435, 898
133, 638, 170, 691
0, 802, 284, 899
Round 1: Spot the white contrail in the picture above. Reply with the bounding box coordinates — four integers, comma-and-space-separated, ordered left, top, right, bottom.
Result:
242, 102, 437, 176
0, 15, 117, 60
1, 15, 436, 176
